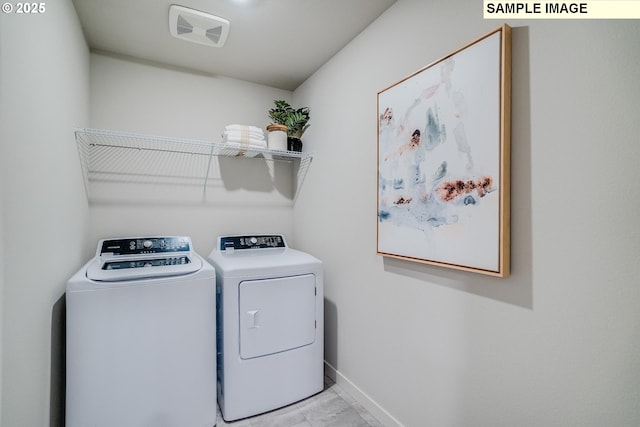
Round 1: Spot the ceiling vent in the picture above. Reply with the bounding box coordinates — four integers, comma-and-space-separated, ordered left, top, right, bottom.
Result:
169, 5, 230, 48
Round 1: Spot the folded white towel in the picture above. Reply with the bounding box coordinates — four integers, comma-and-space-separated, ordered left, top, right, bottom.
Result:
223, 130, 265, 140
225, 124, 264, 135
222, 139, 267, 158
222, 135, 267, 148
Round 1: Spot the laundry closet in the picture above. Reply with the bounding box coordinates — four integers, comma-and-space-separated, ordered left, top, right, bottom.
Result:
70, 5, 329, 425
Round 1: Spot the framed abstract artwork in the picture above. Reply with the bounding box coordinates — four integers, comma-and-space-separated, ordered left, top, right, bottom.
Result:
377, 25, 511, 277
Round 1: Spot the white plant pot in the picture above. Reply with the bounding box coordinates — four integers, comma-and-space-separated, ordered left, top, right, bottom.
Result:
266, 124, 288, 151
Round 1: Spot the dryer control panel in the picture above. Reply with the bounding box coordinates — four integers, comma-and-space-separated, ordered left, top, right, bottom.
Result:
219, 235, 286, 251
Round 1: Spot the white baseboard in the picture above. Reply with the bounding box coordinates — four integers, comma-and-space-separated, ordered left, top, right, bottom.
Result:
324, 361, 404, 427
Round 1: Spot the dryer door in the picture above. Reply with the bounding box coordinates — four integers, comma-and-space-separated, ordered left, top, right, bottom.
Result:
239, 274, 316, 359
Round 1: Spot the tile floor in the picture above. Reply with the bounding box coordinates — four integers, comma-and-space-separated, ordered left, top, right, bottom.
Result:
215, 375, 383, 427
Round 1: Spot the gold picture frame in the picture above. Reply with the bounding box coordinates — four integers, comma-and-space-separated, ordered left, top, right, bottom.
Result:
377, 24, 511, 277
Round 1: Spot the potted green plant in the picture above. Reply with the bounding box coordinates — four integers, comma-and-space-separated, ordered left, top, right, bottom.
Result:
266, 100, 289, 151
267, 100, 291, 126
267, 100, 310, 152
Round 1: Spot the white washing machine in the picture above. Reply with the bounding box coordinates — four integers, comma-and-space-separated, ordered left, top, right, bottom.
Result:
208, 235, 323, 422
66, 236, 217, 427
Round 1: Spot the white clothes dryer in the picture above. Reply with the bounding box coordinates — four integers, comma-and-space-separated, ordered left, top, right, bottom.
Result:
66, 236, 217, 427
208, 235, 323, 422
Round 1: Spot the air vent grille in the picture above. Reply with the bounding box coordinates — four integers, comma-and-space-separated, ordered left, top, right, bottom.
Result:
169, 4, 230, 47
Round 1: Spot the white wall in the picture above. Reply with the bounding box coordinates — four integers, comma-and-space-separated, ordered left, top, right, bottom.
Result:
0, 143, 4, 422
88, 53, 296, 256
0, 0, 91, 425
293, 1, 640, 426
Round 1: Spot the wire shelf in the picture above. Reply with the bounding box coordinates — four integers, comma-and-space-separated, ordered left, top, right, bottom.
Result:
75, 128, 313, 201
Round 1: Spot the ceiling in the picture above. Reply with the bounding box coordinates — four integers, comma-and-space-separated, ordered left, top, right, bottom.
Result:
72, 0, 397, 91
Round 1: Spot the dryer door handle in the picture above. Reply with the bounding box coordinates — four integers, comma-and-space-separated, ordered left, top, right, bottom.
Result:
247, 310, 259, 328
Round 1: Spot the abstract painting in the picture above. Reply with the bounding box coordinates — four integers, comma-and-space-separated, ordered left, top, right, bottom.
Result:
377, 25, 511, 277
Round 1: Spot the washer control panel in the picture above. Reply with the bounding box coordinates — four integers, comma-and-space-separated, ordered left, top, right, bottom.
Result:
103, 256, 191, 270
219, 235, 286, 251
99, 236, 191, 256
